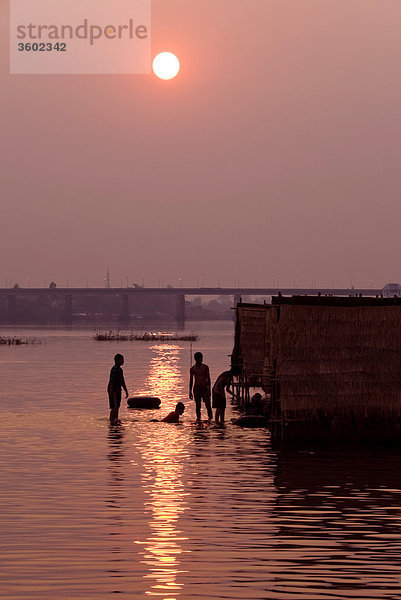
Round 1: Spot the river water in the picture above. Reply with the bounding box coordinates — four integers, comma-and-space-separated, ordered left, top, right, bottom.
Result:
1, 322, 401, 600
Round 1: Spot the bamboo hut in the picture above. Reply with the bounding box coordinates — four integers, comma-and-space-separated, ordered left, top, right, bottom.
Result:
232, 296, 401, 440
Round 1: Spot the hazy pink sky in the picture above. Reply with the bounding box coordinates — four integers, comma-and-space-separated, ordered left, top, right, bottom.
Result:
1, 0, 401, 289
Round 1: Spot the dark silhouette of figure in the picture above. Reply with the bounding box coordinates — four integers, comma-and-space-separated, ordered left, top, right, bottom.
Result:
108, 353, 128, 423
245, 392, 264, 414
162, 402, 185, 423
189, 352, 212, 421
212, 366, 241, 424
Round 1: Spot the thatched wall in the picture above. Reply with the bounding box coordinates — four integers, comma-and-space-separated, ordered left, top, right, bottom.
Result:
273, 305, 401, 422
233, 301, 401, 425
232, 304, 269, 379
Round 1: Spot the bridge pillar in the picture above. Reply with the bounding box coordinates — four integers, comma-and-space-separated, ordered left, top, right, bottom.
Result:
7, 295, 16, 321
176, 294, 186, 329
119, 294, 129, 324
64, 294, 72, 324
233, 294, 241, 321
38, 293, 48, 324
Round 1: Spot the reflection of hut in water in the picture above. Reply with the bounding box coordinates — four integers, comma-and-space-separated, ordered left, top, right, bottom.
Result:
232, 296, 401, 441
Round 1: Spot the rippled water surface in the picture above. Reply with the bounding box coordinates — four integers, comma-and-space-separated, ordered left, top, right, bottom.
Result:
1, 323, 401, 599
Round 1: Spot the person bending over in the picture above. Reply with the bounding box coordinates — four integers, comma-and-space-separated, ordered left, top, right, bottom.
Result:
212, 366, 241, 424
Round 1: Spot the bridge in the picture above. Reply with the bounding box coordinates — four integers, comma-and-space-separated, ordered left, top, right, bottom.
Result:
0, 286, 384, 326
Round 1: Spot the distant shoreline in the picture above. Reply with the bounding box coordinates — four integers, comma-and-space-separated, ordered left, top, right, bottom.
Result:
94, 330, 198, 342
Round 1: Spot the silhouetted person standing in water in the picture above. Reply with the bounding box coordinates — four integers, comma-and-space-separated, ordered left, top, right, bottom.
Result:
108, 353, 128, 423
189, 352, 212, 422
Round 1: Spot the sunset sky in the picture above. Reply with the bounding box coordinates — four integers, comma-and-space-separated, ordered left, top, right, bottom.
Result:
1, 0, 401, 289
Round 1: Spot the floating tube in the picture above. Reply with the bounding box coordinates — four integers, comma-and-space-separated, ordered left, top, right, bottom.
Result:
127, 396, 161, 409
235, 415, 269, 428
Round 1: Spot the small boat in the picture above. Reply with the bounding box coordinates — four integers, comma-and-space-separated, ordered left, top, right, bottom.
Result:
127, 396, 161, 409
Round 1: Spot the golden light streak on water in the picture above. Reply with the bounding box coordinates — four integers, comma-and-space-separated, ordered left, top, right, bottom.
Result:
135, 345, 184, 409
134, 344, 190, 599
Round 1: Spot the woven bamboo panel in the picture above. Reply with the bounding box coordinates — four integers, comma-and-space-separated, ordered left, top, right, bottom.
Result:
272, 305, 401, 421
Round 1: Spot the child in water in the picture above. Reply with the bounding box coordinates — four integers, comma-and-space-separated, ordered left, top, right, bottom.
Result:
162, 402, 185, 423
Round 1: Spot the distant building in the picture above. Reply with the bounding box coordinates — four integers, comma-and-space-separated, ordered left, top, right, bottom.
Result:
382, 283, 401, 297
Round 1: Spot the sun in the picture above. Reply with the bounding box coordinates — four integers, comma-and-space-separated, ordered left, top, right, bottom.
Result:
152, 52, 180, 80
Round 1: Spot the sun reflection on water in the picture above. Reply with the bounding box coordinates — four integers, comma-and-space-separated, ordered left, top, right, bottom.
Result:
134, 344, 190, 599
136, 345, 184, 410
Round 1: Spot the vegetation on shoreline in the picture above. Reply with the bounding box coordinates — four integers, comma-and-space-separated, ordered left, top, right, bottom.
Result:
0, 336, 42, 345
93, 330, 198, 342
